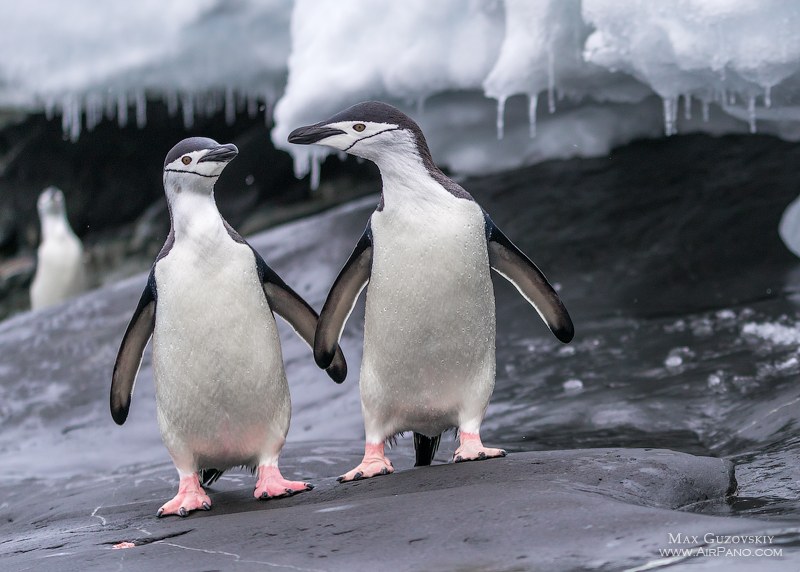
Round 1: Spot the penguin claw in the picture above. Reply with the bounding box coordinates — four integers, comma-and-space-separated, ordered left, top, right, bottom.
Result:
379, 467, 389, 475
157, 475, 211, 517
352, 472, 363, 481
253, 465, 313, 499
453, 434, 506, 462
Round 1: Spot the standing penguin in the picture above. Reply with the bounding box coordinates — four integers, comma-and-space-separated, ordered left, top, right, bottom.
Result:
289, 102, 573, 482
30, 187, 87, 309
111, 137, 346, 516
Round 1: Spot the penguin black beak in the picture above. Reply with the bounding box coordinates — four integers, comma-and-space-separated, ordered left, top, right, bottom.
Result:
288, 123, 346, 145
198, 143, 239, 163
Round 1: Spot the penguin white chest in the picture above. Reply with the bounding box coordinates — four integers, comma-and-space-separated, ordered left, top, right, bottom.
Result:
152, 231, 288, 467
363, 190, 496, 436
30, 230, 85, 309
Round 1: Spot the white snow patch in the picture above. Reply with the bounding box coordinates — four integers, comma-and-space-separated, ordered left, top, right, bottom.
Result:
4, 1, 800, 183
742, 322, 800, 345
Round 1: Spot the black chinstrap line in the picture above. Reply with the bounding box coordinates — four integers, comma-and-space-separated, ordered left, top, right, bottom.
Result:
344, 126, 401, 151
163, 168, 220, 179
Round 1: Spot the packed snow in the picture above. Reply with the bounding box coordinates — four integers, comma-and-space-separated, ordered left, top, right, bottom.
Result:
3, 0, 800, 188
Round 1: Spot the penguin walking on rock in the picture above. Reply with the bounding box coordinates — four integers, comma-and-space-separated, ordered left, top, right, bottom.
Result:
30, 187, 87, 309
289, 102, 573, 482
111, 137, 347, 516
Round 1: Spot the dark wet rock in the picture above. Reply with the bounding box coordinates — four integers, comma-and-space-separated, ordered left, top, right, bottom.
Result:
0, 445, 788, 572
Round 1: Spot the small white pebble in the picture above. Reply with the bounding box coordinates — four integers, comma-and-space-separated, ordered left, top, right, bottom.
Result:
563, 379, 584, 392
665, 355, 683, 368
707, 373, 722, 387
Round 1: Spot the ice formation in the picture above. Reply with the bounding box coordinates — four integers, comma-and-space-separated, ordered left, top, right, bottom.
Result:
3, 0, 800, 187
0, 0, 291, 140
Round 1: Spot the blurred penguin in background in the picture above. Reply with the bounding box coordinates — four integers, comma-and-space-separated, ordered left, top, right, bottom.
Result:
30, 187, 86, 309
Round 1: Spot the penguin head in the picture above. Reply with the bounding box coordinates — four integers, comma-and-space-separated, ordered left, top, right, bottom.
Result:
163, 137, 238, 194
288, 101, 429, 163
37, 186, 67, 219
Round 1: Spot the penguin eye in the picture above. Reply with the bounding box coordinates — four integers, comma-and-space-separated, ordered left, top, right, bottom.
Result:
181, 156, 192, 165
353, 123, 366, 132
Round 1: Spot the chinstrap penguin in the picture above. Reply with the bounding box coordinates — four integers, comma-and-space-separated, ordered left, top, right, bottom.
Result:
289, 102, 573, 482
30, 187, 87, 310
111, 137, 347, 516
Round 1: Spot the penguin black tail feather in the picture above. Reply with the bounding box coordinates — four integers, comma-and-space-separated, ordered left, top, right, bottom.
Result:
200, 468, 226, 486
413, 432, 441, 466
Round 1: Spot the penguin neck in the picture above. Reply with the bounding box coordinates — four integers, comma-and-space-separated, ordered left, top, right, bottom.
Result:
374, 145, 450, 211
167, 187, 225, 245
40, 212, 75, 241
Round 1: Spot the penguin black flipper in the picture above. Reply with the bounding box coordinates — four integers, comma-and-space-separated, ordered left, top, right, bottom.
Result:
110, 270, 157, 425
484, 212, 574, 343
222, 221, 348, 383
314, 222, 373, 374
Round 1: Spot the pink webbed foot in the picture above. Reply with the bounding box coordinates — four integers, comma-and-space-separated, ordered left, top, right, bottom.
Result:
338, 443, 394, 483
157, 474, 211, 517
454, 432, 506, 463
254, 465, 313, 500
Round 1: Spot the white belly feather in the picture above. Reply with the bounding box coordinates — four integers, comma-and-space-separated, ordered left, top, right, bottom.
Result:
153, 234, 288, 469
363, 193, 496, 437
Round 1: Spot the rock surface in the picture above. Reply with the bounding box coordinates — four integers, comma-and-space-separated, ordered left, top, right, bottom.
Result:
4, 445, 792, 572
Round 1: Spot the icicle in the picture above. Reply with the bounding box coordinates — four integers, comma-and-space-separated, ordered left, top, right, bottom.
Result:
528, 93, 539, 138
225, 87, 235, 125
747, 95, 757, 134
181, 93, 194, 129
135, 90, 147, 129
683, 93, 692, 120
247, 94, 258, 118
292, 150, 309, 179
263, 95, 272, 127
64, 97, 81, 142
495, 95, 507, 140
702, 100, 710, 122
416, 96, 426, 116
310, 152, 322, 191
764, 85, 772, 108
61, 97, 71, 138
86, 93, 103, 131
166, 91, 179, 117
662, 97, 678, 136
72, 98, 82, 141
547, 49, 556, 113
117, 94, 128, 128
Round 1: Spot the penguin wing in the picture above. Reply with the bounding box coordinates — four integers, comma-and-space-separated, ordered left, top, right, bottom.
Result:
250, 247, 348, 384
110, 270, 157, 425
314, 223, 373, 374
484, 212, 574, 343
